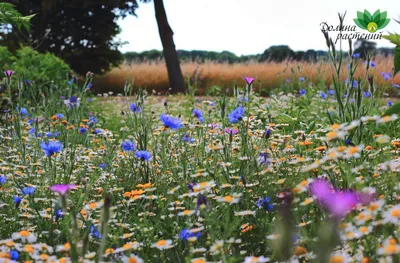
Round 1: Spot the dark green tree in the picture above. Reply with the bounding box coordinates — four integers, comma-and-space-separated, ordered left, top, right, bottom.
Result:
353, 39, 377, 59
259, 45, 295, 62
1, 0, 186, 93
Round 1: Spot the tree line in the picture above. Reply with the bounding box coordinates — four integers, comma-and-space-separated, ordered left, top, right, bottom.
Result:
124, 42, 394, 63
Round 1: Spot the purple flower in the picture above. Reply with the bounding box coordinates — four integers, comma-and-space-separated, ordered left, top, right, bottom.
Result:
135, 150, 152, 161
352, 53, 360, 58
309, 179, 370, 219
370, 61, 376, 67
257, 196, 273, 211
181, 134, 195, 143
228, 106, 245, 123
49, 184, 76, 195
160, 114, 182, 130
299, 77, 305, 82
299, 89, 306, 96
320, 92, 327, 99
4, 70, 15, 77
352, 80, 358, 88
381, 72, 392, 81
79, 127, 87, 134
224, 128, 238, 135
244, 77, 255, 86
192, 108, 204, 122
388, 100, 393, 107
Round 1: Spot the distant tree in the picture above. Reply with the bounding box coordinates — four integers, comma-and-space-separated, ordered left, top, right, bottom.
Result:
260, 45, 295, 62
354, 40, 377, 59
0, 0, 138, 75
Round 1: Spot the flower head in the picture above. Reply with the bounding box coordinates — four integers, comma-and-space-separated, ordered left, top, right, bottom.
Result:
121, 140, 135, 151
299, 89, 306, 96
192, 108, 204, 122
160, 113, 182, 129
130, 103, 141, 113
228, 106, 245, 123
244, 77, 255, 86
40, 141, 63, 156
49, 184, 76, 195
64, 95, 80, 109
135, 150, 152, 161
22, 186, 35, 195
257, 196, 273, 211
4, 70, 15, 77
179, 228, 201, 241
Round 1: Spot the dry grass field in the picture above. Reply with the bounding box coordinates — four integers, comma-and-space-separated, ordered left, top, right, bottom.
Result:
94, 56, 400, 95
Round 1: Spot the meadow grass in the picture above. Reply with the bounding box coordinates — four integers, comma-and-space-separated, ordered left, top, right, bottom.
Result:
0, 48, 400, 262
94, 56, 400, 96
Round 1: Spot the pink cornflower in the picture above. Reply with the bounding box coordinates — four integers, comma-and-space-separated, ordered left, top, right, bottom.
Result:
49, 184, 76, 195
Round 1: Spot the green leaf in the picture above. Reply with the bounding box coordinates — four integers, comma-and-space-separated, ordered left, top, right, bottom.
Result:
394, 47, 400, 77
383, 33, 400, 46
363, 9, 372, 22
383, 101, 400, 116
277, 113, 296, 124
379, 11, 387, 20
357, 12, 368, 27
354, 18, 367, 29
372, 10, 380, 23
306, 121, 316, 134
378, 18, 390, 29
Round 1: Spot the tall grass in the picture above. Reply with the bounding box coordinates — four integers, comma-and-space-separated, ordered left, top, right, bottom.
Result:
94, 56, 399, 95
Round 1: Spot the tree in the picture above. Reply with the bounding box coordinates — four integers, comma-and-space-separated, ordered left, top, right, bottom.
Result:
0, 3, 34, 30
0, 0, 138, 75
152, 0, 185, 93
353, 40, 377, 59
259, 45, 295, 62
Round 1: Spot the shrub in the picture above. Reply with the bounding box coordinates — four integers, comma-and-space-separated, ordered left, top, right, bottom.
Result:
0, 46, 16, 70
11, 46, 70, 83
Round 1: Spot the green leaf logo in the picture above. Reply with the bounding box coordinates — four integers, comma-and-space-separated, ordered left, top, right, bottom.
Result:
354, 10, 391, 32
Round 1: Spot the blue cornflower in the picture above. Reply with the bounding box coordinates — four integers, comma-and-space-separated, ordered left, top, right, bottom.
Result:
9, 250, 19, 260
22, 186, 35, 195
89, 116, 98, 123
352, 53, 360, 58
121, 140, 135, 151
182, 134, 195, 143
299, 89, 306, 96
28, 127, 36, 136
370, 61, 376, 67
393, 84, 400, 89
79, 127, 87, 134
45, 132, 53, 138
54, 132, 60, 137
349, 98, 355, 103
160, 114, 182, 130
56, 113, 64, 119
0, 175, 6, 185
13, 196, 22, 205
192, 108, 204, 122
381, 72, 392, 81
27, 118, 34, 125
99, 163, 107, 169
130, 103, 141, 113
352, 80, 358, 88
40, 141, 63, 156
135, 150, 152, 161
89, 225, 102, 239
388, 100, 393, 107
16, 107, 28, 116
327, 89, 335, 96
56, 209, 63, 219
94, 128, 103, 134
299, 77, 305, 82
344, 94, 348, 98
64, 95, 80, 108
363, 91, 371, 97
179, 228, 201, 241
257, 197, 273, 211
320, 92, 327, 99
228, 106, 245, 123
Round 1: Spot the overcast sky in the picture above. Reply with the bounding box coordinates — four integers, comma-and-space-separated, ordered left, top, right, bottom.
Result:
117, 0, 399, 55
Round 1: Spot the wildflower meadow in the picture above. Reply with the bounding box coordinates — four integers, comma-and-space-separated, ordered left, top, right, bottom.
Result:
1, 4, 400, 263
